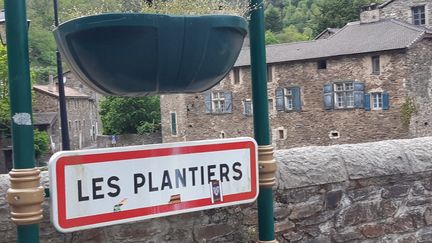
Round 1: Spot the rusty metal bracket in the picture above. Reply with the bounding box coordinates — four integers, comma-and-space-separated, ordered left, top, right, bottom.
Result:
258, 145, 277, 188
7, 168, 44, 225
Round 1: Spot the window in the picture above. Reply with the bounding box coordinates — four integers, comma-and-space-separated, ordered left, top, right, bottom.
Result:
204, 91, 233, 114
268, 99, 274, 112
275, 87, 301, 112
317, 60, 327, 69
276, 127, 287, 140
372, 56, 380, 74
412, 6, 426, 25
212, 92, 225, 113
220, 131, 225, 139
243, 99, 253, 116
366, 92, 389, 111
267, 65, 273, 82
372, 93, 383, 110
324, 82, 364, 110
170, 112, 177, 136
233, 68, 241, 84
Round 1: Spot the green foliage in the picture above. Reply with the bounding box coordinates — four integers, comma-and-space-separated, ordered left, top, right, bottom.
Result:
312, 0, 382, 34
265, 4, 283, 33
265, 30, 280, 45
100, 96, 161, 135
0, 44, 9, 132
33, 129, 50, 158
401, 97, 417, 128
274, 25, 311, 43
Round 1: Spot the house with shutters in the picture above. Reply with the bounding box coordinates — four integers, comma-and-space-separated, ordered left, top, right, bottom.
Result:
160, 0, 432, 149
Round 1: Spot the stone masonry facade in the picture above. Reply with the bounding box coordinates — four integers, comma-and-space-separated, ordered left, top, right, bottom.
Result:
380, 0, 432, 28
161, 42, 432, 149
160, 0, 432, 149
2, 137, 432, 242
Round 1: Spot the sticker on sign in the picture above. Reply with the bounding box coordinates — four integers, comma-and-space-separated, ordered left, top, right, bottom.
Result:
49, 137, 258, 232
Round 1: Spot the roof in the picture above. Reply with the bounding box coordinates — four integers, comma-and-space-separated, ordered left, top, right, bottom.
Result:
33, 85, 90, 98
33, 112, 57, 126
379, 0, 395, 8
314, 28, 341, 40
234, 19, 431, 67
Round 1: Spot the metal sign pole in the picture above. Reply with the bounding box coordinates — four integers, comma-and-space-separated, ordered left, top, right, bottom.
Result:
249, 0, 277, 241
5, 0, 43, 242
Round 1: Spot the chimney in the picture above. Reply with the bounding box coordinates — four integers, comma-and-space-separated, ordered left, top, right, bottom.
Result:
48, 75, 54, 92
360, 3, 380, 23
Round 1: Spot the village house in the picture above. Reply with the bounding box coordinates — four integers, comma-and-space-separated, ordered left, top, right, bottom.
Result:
160, 0, 432, 149
33, 71, 102, 151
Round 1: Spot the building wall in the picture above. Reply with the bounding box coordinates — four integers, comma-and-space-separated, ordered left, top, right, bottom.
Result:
380, 0, 432, 28
406, 38, 432, 137
33, 91, 99, 151
161, 48, 416, 148
1, 137, 432, 242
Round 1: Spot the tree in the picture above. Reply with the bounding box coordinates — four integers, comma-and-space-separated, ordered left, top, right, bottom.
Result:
265, 30, 280, 44
265, 4, 283, 33
99, 96, 161, 135
0, 44, 49, 158
312, 0, 382, 34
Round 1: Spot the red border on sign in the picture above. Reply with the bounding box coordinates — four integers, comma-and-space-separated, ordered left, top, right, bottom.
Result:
55, 141, 257, 229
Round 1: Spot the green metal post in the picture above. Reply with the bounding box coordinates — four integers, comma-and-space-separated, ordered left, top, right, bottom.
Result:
5, 0, 40, 242
249, 0, 276, 242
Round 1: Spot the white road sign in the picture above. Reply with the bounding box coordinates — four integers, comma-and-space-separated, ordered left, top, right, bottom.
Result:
49, 137, 258, 232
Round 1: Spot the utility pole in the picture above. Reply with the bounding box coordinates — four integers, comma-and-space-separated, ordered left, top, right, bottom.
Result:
53, 0, 70, 150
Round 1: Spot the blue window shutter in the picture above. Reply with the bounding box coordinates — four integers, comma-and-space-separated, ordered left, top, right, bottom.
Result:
170, 113, 177, 135
383, 91, 389, 110
204, 92, 212, 113
323, 84, 333, 110
292, 87, 301, 111
275, 87, 285, 111
364, 93, 371, 111
224, 91, 233, 113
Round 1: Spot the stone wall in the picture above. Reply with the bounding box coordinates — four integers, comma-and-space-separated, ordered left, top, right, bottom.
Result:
96, 133, 162, 148
1, 137, 432, 242
380, 0, 432, 28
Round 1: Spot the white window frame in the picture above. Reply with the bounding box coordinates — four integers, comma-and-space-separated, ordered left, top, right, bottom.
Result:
284, 88, 294, 111
212, 92, 225, 114
371, 92, 383, 110
333, 82, 354, 109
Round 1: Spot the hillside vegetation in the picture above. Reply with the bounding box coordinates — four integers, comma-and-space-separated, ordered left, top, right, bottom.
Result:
1, 0, 381, 84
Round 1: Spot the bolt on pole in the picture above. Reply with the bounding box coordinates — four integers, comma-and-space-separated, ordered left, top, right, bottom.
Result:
5, 0, 43, 242
249, 0, 277, 242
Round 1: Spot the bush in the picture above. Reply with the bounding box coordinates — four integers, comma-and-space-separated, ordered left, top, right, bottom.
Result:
34, 129, 50, 158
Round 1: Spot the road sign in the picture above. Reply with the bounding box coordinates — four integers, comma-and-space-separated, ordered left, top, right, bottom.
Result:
49, 137, 258, 232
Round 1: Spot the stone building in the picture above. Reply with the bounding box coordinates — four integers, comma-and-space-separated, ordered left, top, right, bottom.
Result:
160, 0, 432, 149
33, 73, 101, 151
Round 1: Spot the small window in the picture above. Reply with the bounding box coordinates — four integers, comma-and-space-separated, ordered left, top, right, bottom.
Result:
267, 65, 273, 82
278, 130, 284, 139
371, 93, 383, 110
220, 131, 225, 139
317, 60, 327, 69
329, 131, 340, 139
204, 91, 233, 114
243, 100, 253, 116
275, 87, 301, 112
170, 112, 177, 136
233, 68, 241, 85
268, 99, 274, 112
372, 56, 380, 74
412, 6, 426, 25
